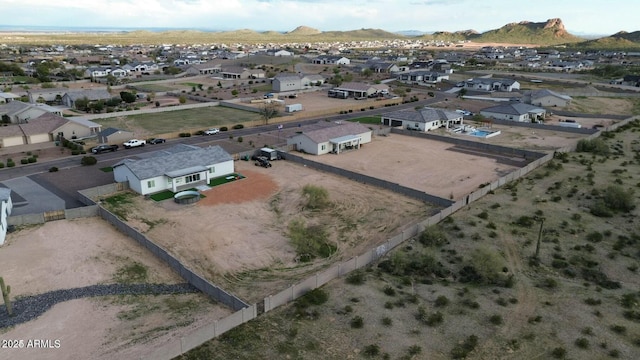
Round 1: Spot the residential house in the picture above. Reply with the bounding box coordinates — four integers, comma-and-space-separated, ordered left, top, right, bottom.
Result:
464, 78, 520, 92
27, 88, 67, 104
185, 62, 222, 76
397, 70, 449, 84
220, 66, 251, 79
523, 89, 572, 107
0, 92, 20, 104
480, 102, 546, 122
368, 62, 400, 73
97, 127, 134, 144
271, 49, 293, 57
272, 73, 325, 92
0, 112, 100, 147
381, 107, 463, 131
312, 56, 351, 65
287, 122, 372, 155
331, 82, 383, 98
62, 89, 113, 109
113, 144, 234, 195
0, 101, 63, 124
0, 187, 13, 246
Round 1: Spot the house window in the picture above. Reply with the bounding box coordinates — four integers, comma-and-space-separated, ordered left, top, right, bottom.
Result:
147, 180, 155, 188
321, 144, 326, 150
209, 167, 215, 173
185, 174, 201, 183
415, 122, 420, 128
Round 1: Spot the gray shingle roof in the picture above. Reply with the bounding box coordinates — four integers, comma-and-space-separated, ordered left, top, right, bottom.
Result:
295, 122, 371, 144
65, 89, 112, 101
115, 145, 232, 180
383, 107, 461, 123
482, 102, 544, 115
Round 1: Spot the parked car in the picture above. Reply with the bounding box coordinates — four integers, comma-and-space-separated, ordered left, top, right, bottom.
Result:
148, 138, 166, 144
91, 144, 118, 154
123, 139, 146, 148
254, 156, 272, 168
203, 128, 220, 135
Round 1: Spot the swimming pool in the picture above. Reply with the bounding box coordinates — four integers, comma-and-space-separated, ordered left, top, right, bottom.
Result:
468, 129, 501, 138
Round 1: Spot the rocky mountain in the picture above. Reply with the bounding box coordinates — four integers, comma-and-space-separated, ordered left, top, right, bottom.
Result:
286, 26, 321, 35
470, 18, 583, 45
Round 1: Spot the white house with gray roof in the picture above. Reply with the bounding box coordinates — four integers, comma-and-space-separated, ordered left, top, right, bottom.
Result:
523, 89, 572, 108
0, 187, 12, 246
480, 102, 546, 122
113, 144, 234, 195
287, 122, 372, 155
381, 107, 463, 131
464, 78, 520, 92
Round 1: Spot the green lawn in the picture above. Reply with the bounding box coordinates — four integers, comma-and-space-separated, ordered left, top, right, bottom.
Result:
99, 167, 113, 172
208, 173, 245, 187
93, 107, 263, 134
348, 116, 381, 124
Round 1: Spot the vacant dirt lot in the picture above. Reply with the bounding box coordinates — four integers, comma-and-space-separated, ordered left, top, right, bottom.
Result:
300, 133, 521, 200
116, 160, 432, 303
0, 218, 231, 360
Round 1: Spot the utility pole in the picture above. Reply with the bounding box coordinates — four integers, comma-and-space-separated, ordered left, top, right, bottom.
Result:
534, 217, 545, 259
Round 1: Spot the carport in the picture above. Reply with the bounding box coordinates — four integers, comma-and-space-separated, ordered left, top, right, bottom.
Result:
329, 134, 362, 154
165, 165, 210, 192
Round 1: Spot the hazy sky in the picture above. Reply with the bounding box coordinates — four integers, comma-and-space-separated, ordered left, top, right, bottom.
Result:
1, 0, 636, 35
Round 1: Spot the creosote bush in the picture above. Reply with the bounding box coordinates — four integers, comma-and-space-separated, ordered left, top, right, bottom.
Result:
302, 184, 330, 210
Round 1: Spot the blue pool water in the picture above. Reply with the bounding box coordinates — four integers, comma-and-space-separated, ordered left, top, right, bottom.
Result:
469, 130, 492, 137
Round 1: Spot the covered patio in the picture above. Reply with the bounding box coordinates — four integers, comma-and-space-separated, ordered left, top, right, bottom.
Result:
330, 134, 362, 154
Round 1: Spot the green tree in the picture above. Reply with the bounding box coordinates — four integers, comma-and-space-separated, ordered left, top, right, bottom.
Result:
259, 103, 279, 125
178, 95, 187, 104
362, 68, 373, 78
74, 96, 90, 111
119, 91, 136, 103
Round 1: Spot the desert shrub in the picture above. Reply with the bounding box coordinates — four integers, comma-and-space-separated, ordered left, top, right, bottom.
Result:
288, 219, 335, 261
575, 337, 590, 349
302, 185, 330, 210
610, 325, 626, 334
28, 157, 37, 163
584, 298, 602, 306
477, 211, 489, 219
383, 285, 396, 296
551, 347, 567, 358
451, 335, 478, 359
586, 231, 604, 243
7, 160, 15, 167
459, 247, 507, 285
381, 317, 392, 326
350, 316, 364, 328
514, 216, 535, 228
20, 158, 28, 164
0, 163, 4, 169
362, 344, 380, 357
237, 136, 243, 143
80, 156, 97, 166
295, 288, 329, 310
602, 185, 635, 212
576, 138, 610, 156
407, 345, 422, 355
48, 166, 58, 172
415, 307, 443, 326
345, 270, 366, 285
434, 295, 450, 307
232, 124, 244, 129
418, 225, 448, 247
219, 126, 228, 131
489, 314, 503, 325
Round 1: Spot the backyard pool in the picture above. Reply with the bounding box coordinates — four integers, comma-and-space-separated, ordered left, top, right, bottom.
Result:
468, 128, 501, 138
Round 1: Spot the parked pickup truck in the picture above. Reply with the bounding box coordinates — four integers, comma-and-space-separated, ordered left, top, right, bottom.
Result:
91, 144, 119, 154
123, 139, 146, 148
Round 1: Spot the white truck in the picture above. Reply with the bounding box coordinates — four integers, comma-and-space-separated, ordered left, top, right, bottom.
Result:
123, 139, 146, 148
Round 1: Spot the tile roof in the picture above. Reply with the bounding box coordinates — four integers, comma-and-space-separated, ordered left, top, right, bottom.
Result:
20, 113, 68, 135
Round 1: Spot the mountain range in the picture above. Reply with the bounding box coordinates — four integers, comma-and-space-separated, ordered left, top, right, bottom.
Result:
4, 19, 640, 48
188, 19, 640, 48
